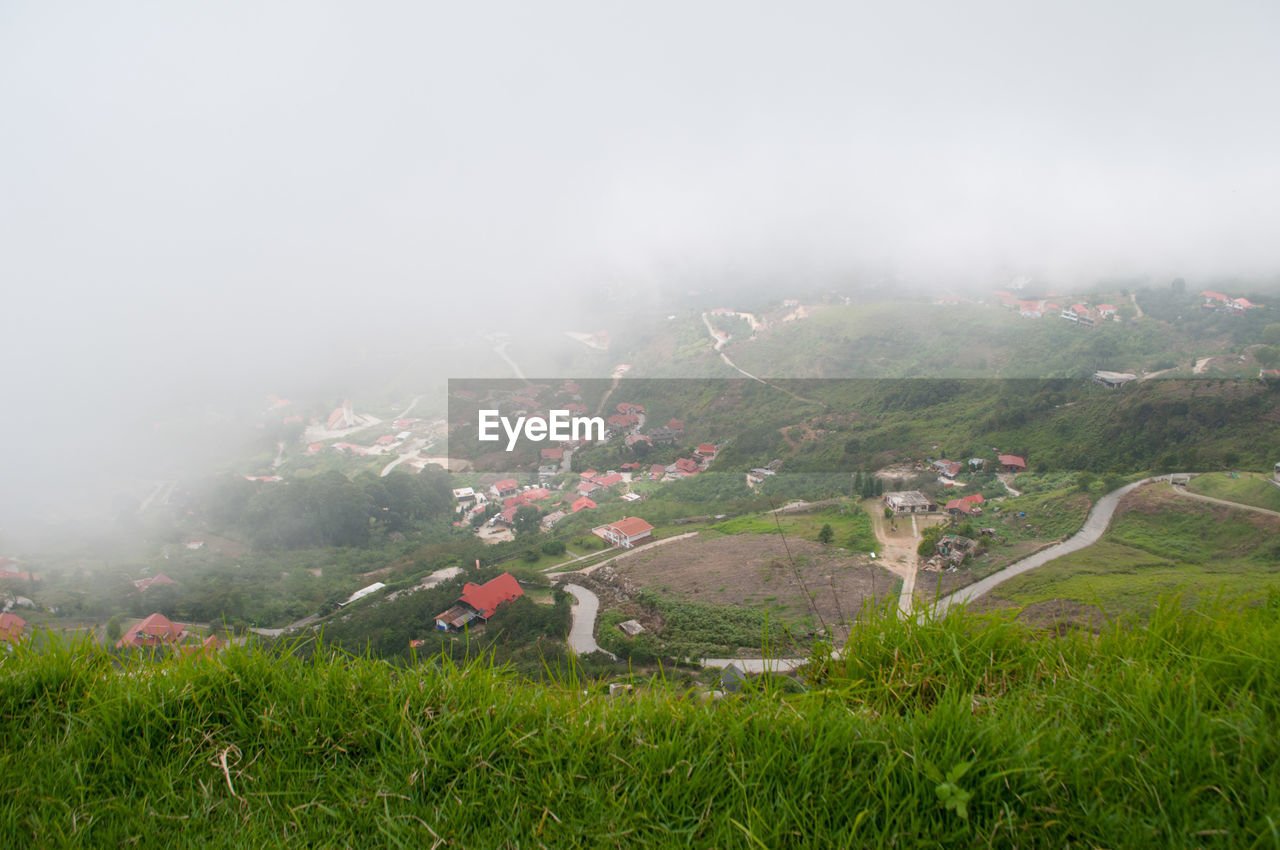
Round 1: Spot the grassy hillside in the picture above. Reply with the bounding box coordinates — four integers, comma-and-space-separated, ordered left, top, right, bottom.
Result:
1189, 471, 1280, 512
976, 485, 1280, 622
3, 601, 1280, 847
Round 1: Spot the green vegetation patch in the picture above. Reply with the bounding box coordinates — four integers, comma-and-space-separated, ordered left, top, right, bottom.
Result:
4, 600, 1280, 846
983, 487, 1280, 618
712, 503, 878, 552
1188, 471, 1280, 513
598, 593, 799, 663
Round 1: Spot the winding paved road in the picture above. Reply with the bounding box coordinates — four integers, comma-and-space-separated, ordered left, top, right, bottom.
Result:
931, 477, 1158, 616
562, 583, 616, 659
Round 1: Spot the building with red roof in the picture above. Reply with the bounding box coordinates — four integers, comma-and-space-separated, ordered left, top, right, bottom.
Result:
133, 574, 177, 592
650, 464, 667, 479
998, 454, 1027, 472
616, 402, 644, 414
541, 447, 564, 461
595, 473, 623, 488
674, 457, 701, 475
667, 419, 684, 431
435, 573, 523, 631
0, 612, 25, 643
592, 517, 655, 549
696, 443, 717, 457
0, 568, 34, 582
571, 496, 597, 513
491, 478, 519, 498
945, 499, 976, 515
117, 613, 187, 649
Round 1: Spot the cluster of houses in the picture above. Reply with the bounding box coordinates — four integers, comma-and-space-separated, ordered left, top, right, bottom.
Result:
1061, 302, 1118, 327
990, 290, 1124, 327
925, 454, 1024, 486
1200, 290, 1259, 313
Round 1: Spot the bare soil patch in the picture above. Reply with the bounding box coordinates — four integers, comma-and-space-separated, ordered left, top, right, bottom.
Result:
583, 534, 899, 642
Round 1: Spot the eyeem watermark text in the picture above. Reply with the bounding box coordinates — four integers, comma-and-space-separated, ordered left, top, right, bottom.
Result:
477, 409, 606, 451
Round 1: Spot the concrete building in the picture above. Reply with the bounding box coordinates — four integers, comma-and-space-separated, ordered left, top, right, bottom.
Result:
883, 491, 937, 515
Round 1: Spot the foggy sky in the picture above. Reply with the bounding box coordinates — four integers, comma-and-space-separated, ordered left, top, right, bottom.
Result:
2, 2, 1279, 535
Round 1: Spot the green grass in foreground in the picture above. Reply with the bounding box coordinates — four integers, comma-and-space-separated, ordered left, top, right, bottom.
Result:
3, 599, 1280, 847
1189, 471, 1280, 512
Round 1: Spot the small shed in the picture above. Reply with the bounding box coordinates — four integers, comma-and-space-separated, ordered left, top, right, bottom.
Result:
616, 619, 645, 638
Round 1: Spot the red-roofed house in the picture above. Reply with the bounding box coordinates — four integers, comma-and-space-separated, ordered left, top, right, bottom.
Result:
945, 499, 976, 516
1229, 298, 1255, 312
117, 613, 187, 649
577, 480, 600, 496
998, 454, 1027, 472
0, 612, 25, 643
667, 419, 684, 431
435, 573, 523, 631
133, 574, 177, 592
595, 473, 623, 488
620, 462, 640, 471
650, 464, 667, 479
491, 478, 519, 498
962, 493, 985, 505
375, 434, 397, 446
592, 517, 655, 549
674, 457, 700, 475
696, 443, 717, 458
0, 569, 34, 582
616, 403, 644, 414
581, 470, 600, 481
571, 496, 597, 513
307, 442, 324, 454
541, 447, 564, 461
1096, 304, 1117, 318
1200, 290, 1229, 302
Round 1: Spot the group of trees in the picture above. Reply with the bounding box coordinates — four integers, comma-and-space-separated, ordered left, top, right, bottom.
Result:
196, 469, 454, 549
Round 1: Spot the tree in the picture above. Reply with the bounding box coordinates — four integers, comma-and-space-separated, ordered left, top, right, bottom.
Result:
513, 504, 541, 536
105, 615, 123, 644
817, 524, 834, 544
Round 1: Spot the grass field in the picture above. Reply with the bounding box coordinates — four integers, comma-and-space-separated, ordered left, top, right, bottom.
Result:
710, 502, 878, 552
3, 599, 1279, 846
976, 486, 1280, 622
1188, 471, 1280, 512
